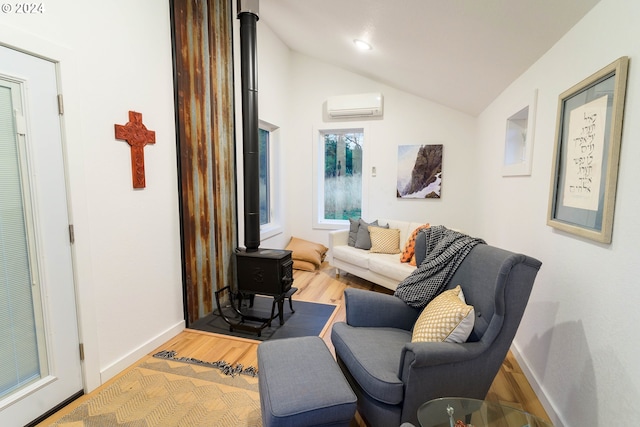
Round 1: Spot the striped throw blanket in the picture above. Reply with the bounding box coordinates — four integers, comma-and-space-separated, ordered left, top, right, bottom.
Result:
394, 225, 485, 309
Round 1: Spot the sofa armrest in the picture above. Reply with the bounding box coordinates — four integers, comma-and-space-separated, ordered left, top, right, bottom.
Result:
344, 288, 420, 330
328, 228, 349, 249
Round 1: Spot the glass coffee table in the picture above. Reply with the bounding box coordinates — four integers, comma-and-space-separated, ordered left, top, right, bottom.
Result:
417, 397, 553, 427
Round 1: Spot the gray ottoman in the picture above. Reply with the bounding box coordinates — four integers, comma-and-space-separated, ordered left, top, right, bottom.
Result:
257, 336, 357, 427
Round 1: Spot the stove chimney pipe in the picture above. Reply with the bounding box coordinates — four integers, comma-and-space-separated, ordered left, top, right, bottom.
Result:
237, 0, 260, 252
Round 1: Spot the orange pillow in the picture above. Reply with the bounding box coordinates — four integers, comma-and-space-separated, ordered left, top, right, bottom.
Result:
400, 224, 430, 263
293, 259, 317, 271
285, 236, 328, 269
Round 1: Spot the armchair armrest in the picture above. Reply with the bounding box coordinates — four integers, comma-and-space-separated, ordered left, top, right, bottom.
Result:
398, 341, 495, 415
400, 341, 487, 369
344, 288, 420, 330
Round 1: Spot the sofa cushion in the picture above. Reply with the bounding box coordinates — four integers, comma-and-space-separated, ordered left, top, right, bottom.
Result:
369, 227, 401, 254
411, 285, 475, 343
332, 322, 410, 405
355, 219, 380, 249
332, 245, 370, 269
369, 253, 416, 282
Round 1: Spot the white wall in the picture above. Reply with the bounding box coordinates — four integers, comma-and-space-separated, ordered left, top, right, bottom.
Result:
283, 52, 478, 247
0, 0, 183, 391
476, 0, 640, 425
242, 20, 478, 255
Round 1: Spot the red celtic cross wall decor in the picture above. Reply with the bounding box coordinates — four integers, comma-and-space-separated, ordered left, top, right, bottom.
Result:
114, 111, 156, 188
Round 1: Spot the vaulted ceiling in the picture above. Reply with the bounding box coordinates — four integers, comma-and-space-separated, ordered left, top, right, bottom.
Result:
260, 0, 601, 116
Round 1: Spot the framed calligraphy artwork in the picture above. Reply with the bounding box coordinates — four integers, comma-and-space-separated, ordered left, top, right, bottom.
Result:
547, 56, 629, 243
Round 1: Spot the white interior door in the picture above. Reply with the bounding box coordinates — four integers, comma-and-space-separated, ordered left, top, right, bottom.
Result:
0, 46, 83, 426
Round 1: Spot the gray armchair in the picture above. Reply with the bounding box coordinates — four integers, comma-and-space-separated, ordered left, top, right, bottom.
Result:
331, 244, 542, 427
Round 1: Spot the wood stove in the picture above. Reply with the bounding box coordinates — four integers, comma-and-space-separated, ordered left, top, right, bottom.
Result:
213, 248, 295, 336
234, 248, 293, 296
213, 0, 297, 336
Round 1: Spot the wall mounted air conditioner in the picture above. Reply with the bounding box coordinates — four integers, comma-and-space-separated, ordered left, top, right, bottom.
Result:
326, 92, 384, 118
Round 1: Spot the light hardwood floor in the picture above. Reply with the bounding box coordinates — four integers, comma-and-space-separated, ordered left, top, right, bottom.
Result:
40, 262, 550, 426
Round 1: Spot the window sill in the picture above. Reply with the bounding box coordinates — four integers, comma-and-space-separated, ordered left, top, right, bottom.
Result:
313, 219, 349, 230
260, 223, 283, 241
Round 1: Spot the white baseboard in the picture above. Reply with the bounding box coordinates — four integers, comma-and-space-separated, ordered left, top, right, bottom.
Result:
99, 320, 185, 384
510, 343, 564, 427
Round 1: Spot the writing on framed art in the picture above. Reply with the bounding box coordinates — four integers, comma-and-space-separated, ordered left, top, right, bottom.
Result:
547, 56, 629, 244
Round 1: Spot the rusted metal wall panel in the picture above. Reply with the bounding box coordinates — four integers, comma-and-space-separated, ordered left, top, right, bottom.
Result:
172, 0, 237, 324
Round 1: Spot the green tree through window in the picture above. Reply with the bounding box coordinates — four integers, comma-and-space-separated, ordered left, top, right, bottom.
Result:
259, 128, 269, 225
322, 130, 363, 220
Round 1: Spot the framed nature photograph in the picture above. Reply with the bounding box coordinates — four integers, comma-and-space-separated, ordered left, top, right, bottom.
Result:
397, 144, 442, 198
547, 56, 629, 243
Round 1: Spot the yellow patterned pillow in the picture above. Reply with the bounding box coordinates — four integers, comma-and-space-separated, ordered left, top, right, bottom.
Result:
411, 285, 475, 343
368, 226, 401, 254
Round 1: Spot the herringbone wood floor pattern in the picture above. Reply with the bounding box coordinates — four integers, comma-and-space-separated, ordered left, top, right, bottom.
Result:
39, 262, 550, 426
45, 357, 262, 426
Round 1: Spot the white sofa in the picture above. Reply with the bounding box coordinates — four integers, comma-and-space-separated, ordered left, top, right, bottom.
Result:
327, 219, 427, 291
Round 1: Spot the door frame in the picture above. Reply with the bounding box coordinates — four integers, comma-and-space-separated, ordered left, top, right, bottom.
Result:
0, 26, 101, 393
0, 44, 84, 425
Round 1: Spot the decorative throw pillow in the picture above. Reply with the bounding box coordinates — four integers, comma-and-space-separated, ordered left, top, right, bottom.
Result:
369, 227, 401, 254
400, 223, 430, 263
411, 285, 475, 343
285, 236, 328, 270
348, 218, 360, 247
354, 219, 380, 249
292, 259, 317, 272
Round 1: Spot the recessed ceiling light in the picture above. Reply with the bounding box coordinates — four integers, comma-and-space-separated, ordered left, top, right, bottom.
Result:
353, 39, 372, 51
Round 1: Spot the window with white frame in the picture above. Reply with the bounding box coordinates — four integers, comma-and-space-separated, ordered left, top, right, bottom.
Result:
258, 127, 270, 226
258, 121, 281, 239
314, 127, 365, 228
